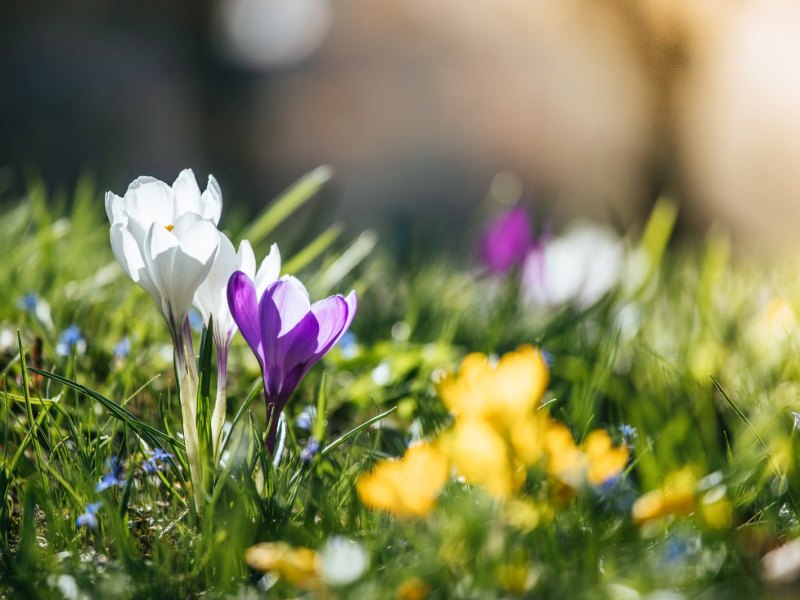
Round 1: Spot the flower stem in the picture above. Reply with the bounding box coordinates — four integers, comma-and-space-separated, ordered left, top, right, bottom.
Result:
174, 319, 205, 515
210, 342, 228, 464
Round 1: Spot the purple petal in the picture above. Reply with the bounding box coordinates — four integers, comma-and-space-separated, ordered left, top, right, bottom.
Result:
227, 272, 264, 365
310, 295, 350, 355
258, 277, 312, 381
480, 206, 533, 274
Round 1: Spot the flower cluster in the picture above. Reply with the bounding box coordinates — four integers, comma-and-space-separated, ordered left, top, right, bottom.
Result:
357, 346, 630, 517
106, 170, 357, 509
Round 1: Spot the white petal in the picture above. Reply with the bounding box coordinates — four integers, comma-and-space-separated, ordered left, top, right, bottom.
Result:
109, 222, 143, 282
110, 223, 162, 305
172, 169, 203, 218
200, 175, 223, 225
105, 192, 125, 225
176, 218, 220, 265
124, 177, 173, 227
194, 231, 238, 331
254, 243, 282, 298
237, 239, 257, 279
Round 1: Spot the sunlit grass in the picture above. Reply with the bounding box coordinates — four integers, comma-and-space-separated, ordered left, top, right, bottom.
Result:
0, 178, 798, 598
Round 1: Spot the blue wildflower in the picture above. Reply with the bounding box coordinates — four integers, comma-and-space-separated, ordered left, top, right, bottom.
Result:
96, 456, 126, 492
114, 337, 131, 359
791, 411, 800, 430
295, 406, 316, 431
18, 293, 39, 312
76, 502, 102, 528
300, 437, 320, 464
142, 448, 173, 474
619, 424, 638, 446
56, 325, 86, 358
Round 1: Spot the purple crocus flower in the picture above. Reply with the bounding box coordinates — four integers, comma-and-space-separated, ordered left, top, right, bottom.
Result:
227, 273, 357, 452
479, 206, 533, 274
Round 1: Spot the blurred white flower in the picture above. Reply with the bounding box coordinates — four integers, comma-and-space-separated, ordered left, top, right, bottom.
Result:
319, 537, 369, 587
522, 222, 624, 310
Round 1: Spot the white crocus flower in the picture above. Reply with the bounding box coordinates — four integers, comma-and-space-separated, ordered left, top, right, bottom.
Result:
106, 169, 221, 328
193, 233, 281, 461
522, 222, 624, 310
105, 169, 223, 514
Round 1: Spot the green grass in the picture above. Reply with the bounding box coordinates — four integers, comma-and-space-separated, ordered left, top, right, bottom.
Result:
0, 176, 798, 598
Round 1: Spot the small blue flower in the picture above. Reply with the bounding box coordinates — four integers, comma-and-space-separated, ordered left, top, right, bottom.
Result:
96, 456, 126, 492
76, 502, 102, 528
18, 293, 39, 312
541, 350, 553, 368
114, 337, 131, 359
300, 437, 320, 464
56, 325, 86, 358
295, 406, 316, 431
141, 448, 173, 474
619, 424, 638, 445
791, 411, 800, 430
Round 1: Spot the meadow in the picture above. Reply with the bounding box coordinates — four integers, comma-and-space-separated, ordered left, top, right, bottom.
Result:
1, 169, 799, 599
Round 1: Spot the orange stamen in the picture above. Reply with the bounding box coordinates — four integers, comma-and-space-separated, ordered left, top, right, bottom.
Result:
165, 224, 175, 232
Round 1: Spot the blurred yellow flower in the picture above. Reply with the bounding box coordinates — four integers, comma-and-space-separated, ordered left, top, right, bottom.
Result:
545, 421, 587, 488
438, 345, 549, 428
545, 423, 629, 489
448, 418, 522, 498
356, 442, 449, 518
245, 542, 321, 589
396, 577, 430, 600
583, 430, 630, 486
632, 467, 697, 525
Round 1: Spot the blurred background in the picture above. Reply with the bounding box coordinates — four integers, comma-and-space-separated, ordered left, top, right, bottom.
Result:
3, 0, 800, 252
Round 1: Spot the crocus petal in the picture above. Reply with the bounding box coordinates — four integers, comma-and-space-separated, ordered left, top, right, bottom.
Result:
172, 169, 203, 219
174, 216, 220, 266
124, 176, 174, 227
105, 191, 125, 224
228, 271, 264, 365
193, 230, 238, 332
309, 295, 350, 355
254, 243, 282, 297
200, 175, 223, 225
260, 277, 312, 338
343, 291, 358, 333
109, 222, 159, 298
237, 240, 257, 280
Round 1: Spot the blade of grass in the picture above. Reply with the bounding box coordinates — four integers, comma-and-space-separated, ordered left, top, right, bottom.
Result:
241, 166, 333, 246
282, 223, 344, 275
29, 367, 183, 452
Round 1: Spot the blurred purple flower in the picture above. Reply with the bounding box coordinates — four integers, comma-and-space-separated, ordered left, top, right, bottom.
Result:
479, 206, 533, 274
96, 456, 126, 492
227, 273, 357, 452
76, 502, 102, 528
